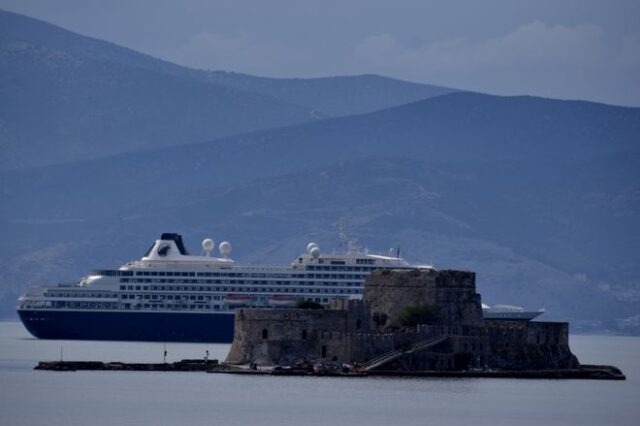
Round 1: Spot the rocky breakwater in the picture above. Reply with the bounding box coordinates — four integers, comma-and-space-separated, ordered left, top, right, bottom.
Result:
225, 269, 624, 380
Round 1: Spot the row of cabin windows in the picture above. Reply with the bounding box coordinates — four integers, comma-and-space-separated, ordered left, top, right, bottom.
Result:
305, 265, 376, 271
120, 294, 211, 301
130, 268, 375, 277
119, 285, 362, 295
127, 273, 368, 281
120, 278, 363, 286
122, 303, 210, 310
53, 301, 117, 309
47, 285, 362, 300
47, 292, 112, 298
305, 274, 367, 279
55, 298, 331, 311
133, 270, 349, 277
93, 270, 134, 276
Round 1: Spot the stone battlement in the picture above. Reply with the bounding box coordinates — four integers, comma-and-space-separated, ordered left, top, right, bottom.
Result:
365, 269, 483, 329
226, 269, 580, 372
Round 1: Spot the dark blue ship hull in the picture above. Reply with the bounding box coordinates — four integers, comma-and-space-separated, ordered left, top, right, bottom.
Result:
17, 310, 235, 343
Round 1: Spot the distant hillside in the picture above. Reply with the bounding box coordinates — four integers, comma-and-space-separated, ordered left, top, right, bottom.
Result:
2, 91, 638, 223
0, 10, 456, 170
0, 10, 321, 171
204, 72, 456, 116
1, 92, 638, 332
3, 91, 635, 195
0, 9, 204, 81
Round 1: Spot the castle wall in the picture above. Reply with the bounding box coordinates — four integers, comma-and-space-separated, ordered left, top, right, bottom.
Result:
484, 320, 578, 369
226, 269, 579, 371
226, 308, 348, 365
364, 269, 483, 330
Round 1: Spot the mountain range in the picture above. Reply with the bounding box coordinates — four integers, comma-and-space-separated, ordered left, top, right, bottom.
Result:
0, 9, 453, 170
1, 9, 639, 333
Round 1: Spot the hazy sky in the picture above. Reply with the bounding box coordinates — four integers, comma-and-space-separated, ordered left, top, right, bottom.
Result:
2, 0, 639, 106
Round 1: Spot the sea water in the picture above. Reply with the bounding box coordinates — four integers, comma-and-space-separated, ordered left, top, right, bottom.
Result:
0, 321, 638, 426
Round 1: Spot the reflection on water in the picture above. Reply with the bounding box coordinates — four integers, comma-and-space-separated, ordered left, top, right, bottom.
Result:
1, 321, 638, 426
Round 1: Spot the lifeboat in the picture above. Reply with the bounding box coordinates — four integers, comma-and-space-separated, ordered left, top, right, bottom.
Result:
267, 295, 298, 307
222, 294, 253, 306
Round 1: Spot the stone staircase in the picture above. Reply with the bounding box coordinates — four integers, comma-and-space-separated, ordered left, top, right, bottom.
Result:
358, 335, 448, 372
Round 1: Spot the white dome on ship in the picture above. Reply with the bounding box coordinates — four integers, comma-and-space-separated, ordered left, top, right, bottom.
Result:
307, 242, 318, 252
219, 241, 232, 256
310, 246, 321, 258
202, 238, 214, 252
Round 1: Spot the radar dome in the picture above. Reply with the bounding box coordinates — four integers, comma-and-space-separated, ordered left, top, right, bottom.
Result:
306, 242, 318, 252
219, 241, 232, 256
310, 246, 321, 258
202, 238, 215, 253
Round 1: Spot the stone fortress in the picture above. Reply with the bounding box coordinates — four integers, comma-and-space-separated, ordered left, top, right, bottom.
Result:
227, 268, 595, 374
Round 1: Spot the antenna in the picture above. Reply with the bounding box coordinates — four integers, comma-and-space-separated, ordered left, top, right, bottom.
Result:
337, 219, 358, 253
337, 219, 348, 251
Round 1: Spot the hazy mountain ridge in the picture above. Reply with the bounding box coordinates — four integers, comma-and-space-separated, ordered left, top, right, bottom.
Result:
204, 72, 457, 116
0, 9, 457, 171
0, 9, 201, 80
3, 91, 637, 196
0, 26, 319, 170
1, 10, 455, 117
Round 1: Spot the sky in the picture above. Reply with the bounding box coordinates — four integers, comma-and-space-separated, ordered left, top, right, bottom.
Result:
2, 0, 639, 106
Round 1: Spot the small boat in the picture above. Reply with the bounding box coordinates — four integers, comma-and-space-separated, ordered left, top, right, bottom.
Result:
222, 294, 253, 306
482, 304, 544, 321
268, 295, 298, 307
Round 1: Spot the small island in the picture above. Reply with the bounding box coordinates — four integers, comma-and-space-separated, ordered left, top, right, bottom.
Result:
37, 268, 625, 380
224, 268, 625, 379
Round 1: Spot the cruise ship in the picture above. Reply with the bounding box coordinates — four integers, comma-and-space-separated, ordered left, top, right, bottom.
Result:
17, 233, 543, 343
17, 233, 427, 342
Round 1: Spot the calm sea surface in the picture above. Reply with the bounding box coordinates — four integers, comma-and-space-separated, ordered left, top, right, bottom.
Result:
1, 321, 638, 426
